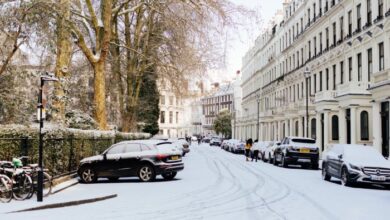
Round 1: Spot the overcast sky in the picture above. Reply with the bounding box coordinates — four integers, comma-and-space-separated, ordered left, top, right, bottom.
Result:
209, 0, 283, 83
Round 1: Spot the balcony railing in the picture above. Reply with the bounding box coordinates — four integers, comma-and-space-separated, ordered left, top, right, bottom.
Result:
336, 81, 371, 97
315, 90, 336, 103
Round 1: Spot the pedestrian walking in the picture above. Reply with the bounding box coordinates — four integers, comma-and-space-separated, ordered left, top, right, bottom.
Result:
245, 138, 253, 161
251, 142, 260, 162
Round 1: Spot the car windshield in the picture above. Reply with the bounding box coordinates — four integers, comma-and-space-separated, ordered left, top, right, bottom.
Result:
291, 138, 316, 144
345, 147, 385, 162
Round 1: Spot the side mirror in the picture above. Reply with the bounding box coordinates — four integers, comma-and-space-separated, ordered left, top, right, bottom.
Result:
338, 154, 343, 160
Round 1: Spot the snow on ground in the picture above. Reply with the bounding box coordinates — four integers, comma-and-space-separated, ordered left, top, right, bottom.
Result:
1, 143, 390, 220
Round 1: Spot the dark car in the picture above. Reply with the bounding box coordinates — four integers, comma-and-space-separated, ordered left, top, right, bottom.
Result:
77, 140, 184, 183
322, 144, 390, 188
274, 136, 319, 169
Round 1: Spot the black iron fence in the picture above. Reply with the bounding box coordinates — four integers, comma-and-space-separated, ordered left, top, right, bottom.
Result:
0, 136, 130, 177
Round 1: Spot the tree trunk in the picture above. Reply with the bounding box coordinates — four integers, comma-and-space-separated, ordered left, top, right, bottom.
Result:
52, 0, 71, 124
93, 60, 108, 130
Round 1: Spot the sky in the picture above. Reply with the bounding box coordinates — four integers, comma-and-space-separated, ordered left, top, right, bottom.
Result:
208, 0, 283, 83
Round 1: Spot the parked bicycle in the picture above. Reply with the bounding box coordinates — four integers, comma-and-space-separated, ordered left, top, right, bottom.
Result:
23, 162, 53, 198
0, 170, 13, 203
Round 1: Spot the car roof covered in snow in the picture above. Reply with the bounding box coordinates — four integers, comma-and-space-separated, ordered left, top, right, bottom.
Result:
117, 140, 172, 146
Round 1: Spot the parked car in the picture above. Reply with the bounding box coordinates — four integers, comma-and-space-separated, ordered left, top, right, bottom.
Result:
210, 137, 222, 146
274, 136, 319, 169
221, 140, 229, 150
264, 141, 281, 163
230, 140, 245, 154
258, 141, 274, 161
202, 137, 211, 143
77, 140, 184, 183
170, 139, 190, 156
322, 144, 390, 188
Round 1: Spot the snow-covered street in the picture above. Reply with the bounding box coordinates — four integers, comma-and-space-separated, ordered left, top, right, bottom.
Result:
2, 143, 390, 220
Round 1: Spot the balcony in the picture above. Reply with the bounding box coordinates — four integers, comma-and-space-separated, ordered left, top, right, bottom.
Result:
315, 90, 336, 103
335, 81, 371, 97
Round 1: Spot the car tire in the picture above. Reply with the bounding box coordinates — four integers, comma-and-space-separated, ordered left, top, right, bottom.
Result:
311, 162, 319, 170
162, 172, 177, 181
108, 177, 119, 182
341, 167, 352, 187
273, 154, 279, 166
268, 154, 273, 164
138, 164, 156, 182
322, 164, 331, 181
281, 155, 288, 168
79, 167, 97, 184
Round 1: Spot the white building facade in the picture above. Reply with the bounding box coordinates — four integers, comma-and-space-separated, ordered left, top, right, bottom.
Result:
236, 0, 390, 157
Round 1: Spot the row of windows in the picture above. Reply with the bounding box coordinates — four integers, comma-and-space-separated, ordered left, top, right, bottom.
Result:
160, 111, 179, 124
261, 42, 385, 111
203, 104, 232, 116
160, 95, 182, 106
203, 95, 232, 105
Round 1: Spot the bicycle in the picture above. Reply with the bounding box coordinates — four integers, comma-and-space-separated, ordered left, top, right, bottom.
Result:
23, 163, 53, 198
0, 168, 13, 203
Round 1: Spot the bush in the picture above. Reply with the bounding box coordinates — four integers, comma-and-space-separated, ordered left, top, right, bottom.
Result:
0, 125, 150, 176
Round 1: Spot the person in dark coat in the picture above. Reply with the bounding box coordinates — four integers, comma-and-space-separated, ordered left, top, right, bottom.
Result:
245, 138, 253, 161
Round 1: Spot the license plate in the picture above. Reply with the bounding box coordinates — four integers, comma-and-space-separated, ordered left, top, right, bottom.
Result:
371, 175, 386, 181
300, 148, 310, 153
171, 156, 179, 160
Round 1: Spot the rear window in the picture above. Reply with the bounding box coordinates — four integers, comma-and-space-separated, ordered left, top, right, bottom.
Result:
291, 138, 316, 144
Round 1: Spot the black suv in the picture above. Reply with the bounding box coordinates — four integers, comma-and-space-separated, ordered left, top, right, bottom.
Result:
77, 140, 184, 183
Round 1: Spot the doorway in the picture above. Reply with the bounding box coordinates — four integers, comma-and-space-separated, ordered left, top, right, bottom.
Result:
381, 102, 389, 158
346, 109, 351, 144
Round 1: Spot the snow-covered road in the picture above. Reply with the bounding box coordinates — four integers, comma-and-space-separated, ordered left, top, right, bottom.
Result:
2, 143, 390, 220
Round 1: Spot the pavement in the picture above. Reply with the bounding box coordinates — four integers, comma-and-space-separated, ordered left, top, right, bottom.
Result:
1, 143, 390, 220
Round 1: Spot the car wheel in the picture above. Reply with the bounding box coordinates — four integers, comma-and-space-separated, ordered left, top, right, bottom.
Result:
311, 162, 319, 170
162, 172, 177, 181
138, 164, 156, 182
281, 155, 288, 168
322, 164, 331, 181
108, 177, 119, 182
80, 167, 97, 184
273, 154, 279, 166
341, 167, 352, 187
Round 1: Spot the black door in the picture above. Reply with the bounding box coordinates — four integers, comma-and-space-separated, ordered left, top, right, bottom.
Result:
346, 109, 351, 144
120, 143, 142, 176
101, 144, 126, 177
381, 102, 389, 158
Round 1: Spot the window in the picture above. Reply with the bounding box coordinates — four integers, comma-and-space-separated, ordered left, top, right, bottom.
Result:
140, 144, 155, 151
332, 115, 339, 140
314, 37, 317, 55
295, 121, 299, 136
311, 118, 317, 139
360, 111, 369, 141
340, 61, 344, 84
308, 8, 311, 24
169, 96, 174, 105
367, 0, 372, 25
325, 28, 329, 49
357, 53, 362, 81
314, 74, 317, 93
319, 71, 323, 91
379, 0, 384, 17
319, 0, 322, 15
160, 96, 165, 105
124, 144, 141, 153
308, 40, 311, 58
357, 4, 361, 31
107, 144, 125, 155
325, 0, 328, 12
160, 111, 165, 123
367, 48, 372, 81
319, 32, 323, 51
340, 16, 344, 39
313, 3, 316, 18
348, 57, 352, 81
176, 112, 179, 124
332, 22, 336, 45
169, 111, 173, 124
326, 69, 329, 90
379, 42, 384, 71
348, 11, 352, 36
333, 65, 336, 90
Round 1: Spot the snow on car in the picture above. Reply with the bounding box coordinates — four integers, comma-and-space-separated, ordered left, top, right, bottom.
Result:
322, 144, 390, 188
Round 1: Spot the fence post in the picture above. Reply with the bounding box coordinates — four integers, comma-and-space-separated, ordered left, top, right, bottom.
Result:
20, 137, 28, 159
68, 135, 74, 172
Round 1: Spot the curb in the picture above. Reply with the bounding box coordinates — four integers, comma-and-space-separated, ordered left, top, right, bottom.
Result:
8, 194, 117, 213
51, 181, 79, 195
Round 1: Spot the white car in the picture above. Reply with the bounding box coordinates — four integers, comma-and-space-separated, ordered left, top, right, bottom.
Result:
322, 144, 390, 188
169, 139, 190, 156
258, 141, 274, 161
264, 141, 281, 163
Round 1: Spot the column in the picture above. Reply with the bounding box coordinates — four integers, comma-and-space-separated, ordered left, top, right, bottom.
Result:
372, 102, 382, 152
316, 113, 322, 150
339, 108, 347, 144
298, 117, 303, 137
286, 119, 289, 136
324, 111, 329, 151
351, 107, 357, 144
290, 118, 294, 137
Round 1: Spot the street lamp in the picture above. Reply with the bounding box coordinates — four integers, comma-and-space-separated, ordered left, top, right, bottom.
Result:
304, 67, 311, 138
37, 72, 58, 202
256, 93, 261, 141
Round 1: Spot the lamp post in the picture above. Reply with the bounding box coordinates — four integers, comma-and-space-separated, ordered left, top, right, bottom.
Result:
256, 93, 261, 141
37, 72, 58, 202
304, 67, 311, 138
